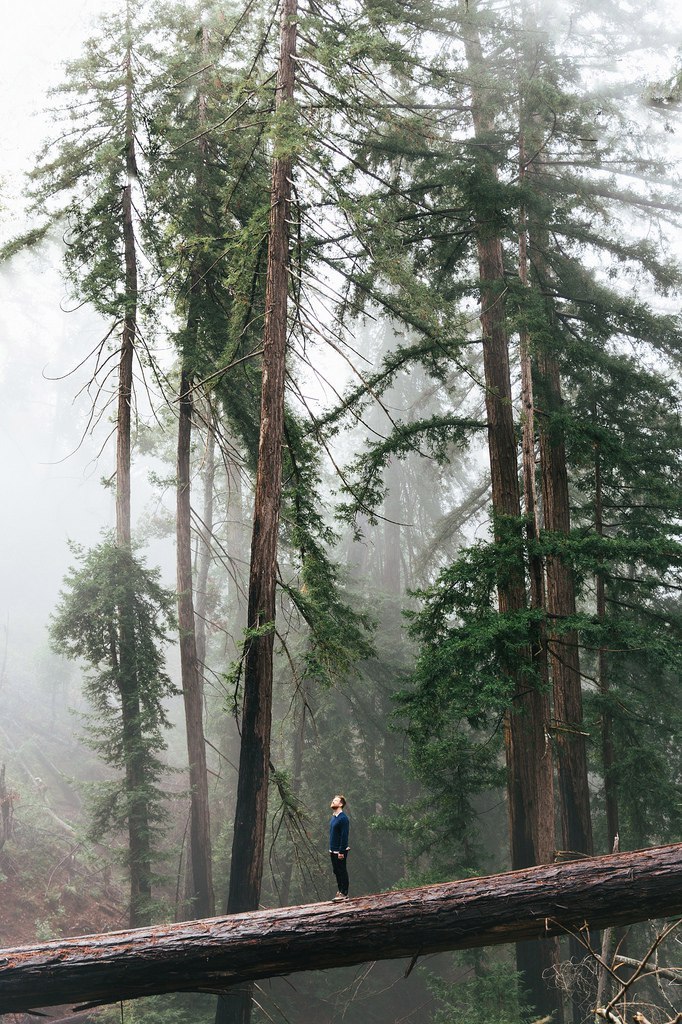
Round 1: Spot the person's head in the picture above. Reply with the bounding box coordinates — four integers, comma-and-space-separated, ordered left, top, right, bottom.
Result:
330, 794, 346, 811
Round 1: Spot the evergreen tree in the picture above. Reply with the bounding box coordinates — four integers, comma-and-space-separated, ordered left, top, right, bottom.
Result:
17, 0, 177, 927
50, 541, 176, 926
143, 0, 262, 923
300, 0, 682, 1014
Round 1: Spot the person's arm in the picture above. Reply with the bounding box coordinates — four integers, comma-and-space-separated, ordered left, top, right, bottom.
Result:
330, 816, 342, 853
338, 815, 349, 856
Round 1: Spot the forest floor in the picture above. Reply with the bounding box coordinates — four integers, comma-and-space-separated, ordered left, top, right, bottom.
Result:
1, 690, 128, 949
0, 780, 126, 1024
0, 858, 124, 948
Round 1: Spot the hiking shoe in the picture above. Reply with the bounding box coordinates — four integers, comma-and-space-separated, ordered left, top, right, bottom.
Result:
333, 893, 348, 901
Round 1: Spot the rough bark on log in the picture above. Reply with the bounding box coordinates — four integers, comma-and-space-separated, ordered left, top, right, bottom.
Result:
1, 843, 682, 1014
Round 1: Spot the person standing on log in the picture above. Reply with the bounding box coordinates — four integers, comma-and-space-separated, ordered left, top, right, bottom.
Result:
329, 794, 350, 900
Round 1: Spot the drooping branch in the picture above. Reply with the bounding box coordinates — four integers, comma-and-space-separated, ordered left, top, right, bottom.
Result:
2, 843, 682, 1013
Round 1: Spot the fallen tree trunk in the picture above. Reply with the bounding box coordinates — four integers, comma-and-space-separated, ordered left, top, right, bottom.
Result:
2, 843, 682, 1013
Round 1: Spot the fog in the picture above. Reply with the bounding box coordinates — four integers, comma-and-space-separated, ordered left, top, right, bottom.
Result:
1, 0, 681, 1021
0, 0, 128, 667
1, 0, 679, 683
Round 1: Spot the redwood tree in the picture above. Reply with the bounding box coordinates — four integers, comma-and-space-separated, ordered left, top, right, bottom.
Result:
217, 0, 298, 1020
460, 0, 557, 1009
171, 20, 215, 922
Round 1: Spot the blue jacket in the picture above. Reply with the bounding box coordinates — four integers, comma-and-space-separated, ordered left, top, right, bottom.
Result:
329, 811, 349, 853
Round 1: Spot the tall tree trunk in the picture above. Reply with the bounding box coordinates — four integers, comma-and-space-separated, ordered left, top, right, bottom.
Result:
175, 28, 215, 919
518, 152, 548, 638
537, 348, 594, 859
518, 117, 563, 1024
461, 2, 556, 1012
117, 616, 152, 928
116, 80, 136, 551
116, 20, 152, 928
379, 457, 408, 884
227, 0, 297, 916
217, 2, 297, 1020
0, 764, 13, 854
382, 457, 402, 598
195, 416, 216, 681
225, 443, 248, 622
177, 360, 214, 919
278, 676, 308, 906
595, 437, 619, 850
532, 229, 594, 1021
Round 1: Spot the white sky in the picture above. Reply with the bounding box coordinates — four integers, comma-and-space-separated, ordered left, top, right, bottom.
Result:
0, 0, 161, 679
1, 0, 119, 200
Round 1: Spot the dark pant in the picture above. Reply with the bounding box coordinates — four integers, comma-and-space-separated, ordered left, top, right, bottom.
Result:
330, 851, 349, 895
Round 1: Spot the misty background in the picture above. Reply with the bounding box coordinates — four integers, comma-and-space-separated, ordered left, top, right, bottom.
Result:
2, 0, 680, 685
1, 0, 126, 665
1, 0, 682, 1022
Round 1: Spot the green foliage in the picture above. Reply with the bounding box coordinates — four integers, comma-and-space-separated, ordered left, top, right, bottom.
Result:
33, 912, 65, 942
427, 953, 534, 1024
586, 661, 682, 847
271, 98, 306, 159
19, 3, 155, 320
393, 521, 538, 877
644, 57, 682, 107
95, 993, 216, 1024
338, 414, 485, 528
0, 224, 51, 262
141, 3, 378, 707
554, 334, 682, 850
50, 540, 177, 848
144, 0, 272, 375
282, 556, 375, 688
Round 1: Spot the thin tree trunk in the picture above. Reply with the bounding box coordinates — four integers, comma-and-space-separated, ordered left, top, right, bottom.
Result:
4, 843, 682, 1013
516, 11, 554, 847
595, 439, 619, 850
518, 157, 547, 633
116, 86, 136, 550
382, 457, 402, 598
595, 836, 620, 1015
278, 677, 308, 906
118, 628, 152, 928
177, 361, 214, 919
116, 19, 152, 928
518, 143, 552, 838
225, 443, 247, 622
195, 416, 216, 680
193, 23, 217, 671
0, 764, 13, 854
217, 3, 298, 1021
175, 25, 215, 921
380, 458, 408, 883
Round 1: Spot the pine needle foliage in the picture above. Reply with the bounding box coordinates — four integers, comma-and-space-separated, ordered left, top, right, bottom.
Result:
20, 1, 155, 321
50, 541, 177, 903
